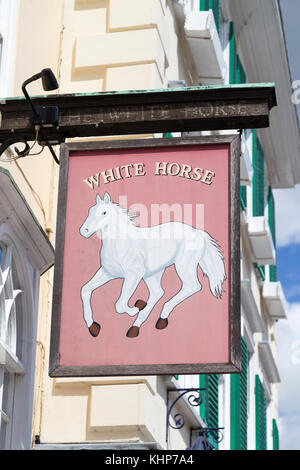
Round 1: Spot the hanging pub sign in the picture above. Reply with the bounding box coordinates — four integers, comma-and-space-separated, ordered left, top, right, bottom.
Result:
49, 135, 241, 377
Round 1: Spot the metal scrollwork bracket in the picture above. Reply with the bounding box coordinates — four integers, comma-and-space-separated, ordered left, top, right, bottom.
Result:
166, 387, 206, 443
189, 427, 225, 450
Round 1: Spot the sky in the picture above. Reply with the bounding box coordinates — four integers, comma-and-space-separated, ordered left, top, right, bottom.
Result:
273, 0, 300, 451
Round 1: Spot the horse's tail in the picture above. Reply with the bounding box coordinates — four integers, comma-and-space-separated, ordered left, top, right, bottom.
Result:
198, 232, 226, 299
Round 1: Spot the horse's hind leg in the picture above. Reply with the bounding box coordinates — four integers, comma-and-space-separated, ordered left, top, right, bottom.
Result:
126, 270, 164, 338
156, 257, 201, 330
81, 267, 115, 337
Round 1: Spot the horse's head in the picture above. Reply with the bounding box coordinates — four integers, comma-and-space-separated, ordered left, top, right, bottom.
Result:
80, 192, 112, 238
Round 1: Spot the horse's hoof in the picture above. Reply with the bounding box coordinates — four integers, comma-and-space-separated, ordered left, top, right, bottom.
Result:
126, 326, 140, 338
156, 318, 168, 330
135, 299, 147, 311
89, 322, 101, 337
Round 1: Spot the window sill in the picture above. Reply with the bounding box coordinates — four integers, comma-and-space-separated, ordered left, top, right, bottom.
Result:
263, 281, 288, 320
247, 216, 276, 265
0, 338, 25, 374
184, 11, 227, 84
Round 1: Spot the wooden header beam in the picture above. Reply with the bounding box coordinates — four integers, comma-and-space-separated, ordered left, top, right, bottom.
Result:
0, 83, 276, 143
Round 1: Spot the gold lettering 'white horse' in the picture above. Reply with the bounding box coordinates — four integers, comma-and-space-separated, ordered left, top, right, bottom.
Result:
80, 192, 226, 338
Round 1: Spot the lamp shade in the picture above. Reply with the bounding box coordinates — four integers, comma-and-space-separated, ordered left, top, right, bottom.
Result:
41, 68, 59, 91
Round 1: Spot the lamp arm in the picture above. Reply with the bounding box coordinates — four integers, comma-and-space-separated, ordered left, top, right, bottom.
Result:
21, 73, 42, 118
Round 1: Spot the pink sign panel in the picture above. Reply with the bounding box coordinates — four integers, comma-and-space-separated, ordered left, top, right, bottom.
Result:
49, 136, 240, 377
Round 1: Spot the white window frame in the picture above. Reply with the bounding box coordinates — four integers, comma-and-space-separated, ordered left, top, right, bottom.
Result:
0, 233, 34, 449
0, 0, 18, 97
0, 167, 54, 449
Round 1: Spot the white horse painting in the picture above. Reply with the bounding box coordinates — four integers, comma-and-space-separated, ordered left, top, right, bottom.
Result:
79, 192, 226, 338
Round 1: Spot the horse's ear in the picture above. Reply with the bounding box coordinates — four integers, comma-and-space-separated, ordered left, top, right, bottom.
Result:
96, 194, 102, 204
103, 192, 111, 204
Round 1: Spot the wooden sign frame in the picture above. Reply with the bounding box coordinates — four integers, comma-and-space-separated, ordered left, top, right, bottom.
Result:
49, 135, 241, 377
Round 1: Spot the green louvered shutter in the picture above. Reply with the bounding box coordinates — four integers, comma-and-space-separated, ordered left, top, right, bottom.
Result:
254, 263, 265, 281
200, 0, 220, 33
236, 55, 246, 85
199, 374, 219, 449
240, 187, 247, 211
230, 338, 248, 450
229, 22, 237, 85
253, 131, 266, 279
268, 187, 277, 282
252, 130, 265, 216
272, 419, 279, 450
255, 375, 267, 450
237, 57, 247, 210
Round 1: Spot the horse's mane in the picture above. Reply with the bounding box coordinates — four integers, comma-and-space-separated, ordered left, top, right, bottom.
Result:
111, 201, 138, 227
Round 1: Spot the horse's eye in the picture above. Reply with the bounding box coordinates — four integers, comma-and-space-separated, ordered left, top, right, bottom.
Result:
102, 211, 106, 215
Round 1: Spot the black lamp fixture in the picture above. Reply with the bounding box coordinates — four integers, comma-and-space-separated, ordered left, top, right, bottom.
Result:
21, 68, 60, 164
22, 68, 59, 125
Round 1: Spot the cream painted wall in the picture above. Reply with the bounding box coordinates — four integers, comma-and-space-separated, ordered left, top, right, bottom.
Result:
2, 0, 63, 235
3, 0, 281, 450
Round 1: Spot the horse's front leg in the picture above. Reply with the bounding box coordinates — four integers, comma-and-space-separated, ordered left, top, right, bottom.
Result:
115, 269, 144, 318
81, 267, 115, 337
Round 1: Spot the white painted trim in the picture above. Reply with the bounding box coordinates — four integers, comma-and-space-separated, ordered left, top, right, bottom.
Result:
0, 167, 54, 274
184, 11, 227, 84
241, 279, 264, 333
0, 339, 25, 375
258, 342, 281, 384
263, 281, 288, 320
0, 0, 18, 97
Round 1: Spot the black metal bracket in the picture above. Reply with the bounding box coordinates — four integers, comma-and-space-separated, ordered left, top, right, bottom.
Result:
166, 387, 205, 443
0, 132, 61, 165
189, 427, 224, 450
0, 68, 62, 164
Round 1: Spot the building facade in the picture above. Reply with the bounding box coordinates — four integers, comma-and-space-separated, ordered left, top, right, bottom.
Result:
0, 0, 299, 450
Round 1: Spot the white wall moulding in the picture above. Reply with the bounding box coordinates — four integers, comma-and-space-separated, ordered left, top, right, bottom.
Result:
241, 279, 264, 333
247, 216, 276, 266
0, 168, 54, 274
184, 11, 227, 85
263, 281, 288, 320
258, 341, 281, 384
75, 28, 165, 80
89, 383, 156, 442
109, 0, 170, 64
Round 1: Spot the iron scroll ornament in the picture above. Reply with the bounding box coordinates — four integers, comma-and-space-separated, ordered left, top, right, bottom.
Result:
166, 388, 205, 443
0, 132, 60, 164
0, 136, 30, 158
189, 427, 225, 450
166, 387, 224, 449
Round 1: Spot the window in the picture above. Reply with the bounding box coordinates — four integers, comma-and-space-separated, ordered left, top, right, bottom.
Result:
230, 338, 248, 450
0, 242, 24, 449
229, 22, 249, 210
268, 187, 277, 282
0, 167, 54, 449
272, 418, 279, 450
255, 375, 267, 450
199, 374, 219, 448
252, 131, 265, 217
